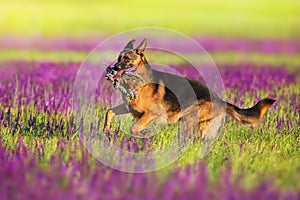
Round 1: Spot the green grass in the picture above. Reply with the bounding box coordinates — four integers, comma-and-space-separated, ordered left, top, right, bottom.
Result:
1, 83, 299, 189
1, 0, 299, 38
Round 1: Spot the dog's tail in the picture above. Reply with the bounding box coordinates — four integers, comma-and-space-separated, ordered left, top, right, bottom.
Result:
226, 98, 275, 125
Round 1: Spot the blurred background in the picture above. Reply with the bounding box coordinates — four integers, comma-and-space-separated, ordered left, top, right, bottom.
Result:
1, 0, 299, 66
1, 0, 299, 39
0, 1, 298, 110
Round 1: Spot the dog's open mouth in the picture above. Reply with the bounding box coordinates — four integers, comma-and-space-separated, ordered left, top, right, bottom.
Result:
105, 64, 143, 99
105, 65, 138, 85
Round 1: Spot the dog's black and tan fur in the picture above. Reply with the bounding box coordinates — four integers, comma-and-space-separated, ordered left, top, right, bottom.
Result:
103, 39, 275, 137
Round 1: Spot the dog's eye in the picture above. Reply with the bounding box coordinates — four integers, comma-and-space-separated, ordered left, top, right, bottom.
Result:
123, 56, 133, 62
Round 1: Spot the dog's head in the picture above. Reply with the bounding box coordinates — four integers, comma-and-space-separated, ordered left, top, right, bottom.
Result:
112, 39, 147, 72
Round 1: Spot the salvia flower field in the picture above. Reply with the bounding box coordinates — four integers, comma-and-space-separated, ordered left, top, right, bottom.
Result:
0, 37, 299, 200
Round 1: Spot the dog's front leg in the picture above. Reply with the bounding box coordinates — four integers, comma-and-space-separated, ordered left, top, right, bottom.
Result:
131, 112, 152, 136
103, 103, 129, 133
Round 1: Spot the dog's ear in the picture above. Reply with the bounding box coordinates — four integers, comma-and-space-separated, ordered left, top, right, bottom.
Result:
137, 39, 147, 54
123, 39, 135, 51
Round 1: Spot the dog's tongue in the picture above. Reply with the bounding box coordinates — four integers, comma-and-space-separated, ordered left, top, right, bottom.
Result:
116, 66, 137, 77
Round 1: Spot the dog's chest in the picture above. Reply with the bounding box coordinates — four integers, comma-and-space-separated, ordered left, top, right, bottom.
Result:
127, 90, 148, 112
126, 85, 158, 111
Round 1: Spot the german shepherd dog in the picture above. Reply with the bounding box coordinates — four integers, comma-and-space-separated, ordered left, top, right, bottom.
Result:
103, 39, 275, 137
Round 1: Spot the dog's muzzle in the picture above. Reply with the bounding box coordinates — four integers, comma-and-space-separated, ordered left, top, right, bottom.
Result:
105, 64, 139, 99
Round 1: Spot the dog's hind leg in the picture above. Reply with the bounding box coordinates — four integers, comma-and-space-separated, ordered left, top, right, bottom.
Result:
103, 103, 129, 133
196, 101, 225, 138
197, 120, 211, 138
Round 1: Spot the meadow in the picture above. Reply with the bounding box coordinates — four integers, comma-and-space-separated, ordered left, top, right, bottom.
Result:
0, 0, 299, 199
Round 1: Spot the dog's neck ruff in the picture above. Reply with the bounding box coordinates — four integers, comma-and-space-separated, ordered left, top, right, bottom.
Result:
105, 65, 144, 100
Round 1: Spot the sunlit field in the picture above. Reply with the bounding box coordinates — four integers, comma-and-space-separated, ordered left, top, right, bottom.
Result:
0, 0, 299, 199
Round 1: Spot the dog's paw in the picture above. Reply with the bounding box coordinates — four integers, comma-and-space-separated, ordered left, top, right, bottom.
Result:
140, 129, 152, 137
